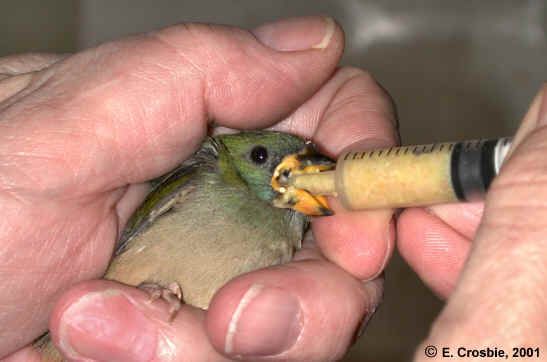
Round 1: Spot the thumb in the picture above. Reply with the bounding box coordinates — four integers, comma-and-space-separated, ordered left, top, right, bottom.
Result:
48, 280, 232, 362
1, 16, 343, 192
415, 84, 547, 360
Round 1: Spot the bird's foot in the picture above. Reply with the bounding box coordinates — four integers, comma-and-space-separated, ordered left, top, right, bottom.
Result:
138, 282, 183, 322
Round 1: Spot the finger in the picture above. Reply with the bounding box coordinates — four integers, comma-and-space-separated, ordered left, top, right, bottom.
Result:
397, 207, 471, 298
0, 54, 68, 102
274, 67, 399, 279
424, 202, 484, 240
206, 257, 383, 361
49, 280, 232, 362
215, 68, 398, 280
415, 85, 547, 358
0, 16, 343, 197
2, 346, 42, 362
272, 66, 398, 154
308, 69, 398, 280
0, 53, 68, 102
398, 202, 482, 297
0, 17, 345, 355
0, 53, 66, 76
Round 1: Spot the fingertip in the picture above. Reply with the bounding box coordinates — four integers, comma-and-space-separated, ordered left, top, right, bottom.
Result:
209, 283, 303, 357
50, 280, 231, 362
221, 16, 345, 129
425, 202, 484, 240
2, 346, 42, 362
398, 208, 471, 298
207, 275, 303, 359
207, 260, 380, 361
313, 198, 395, 280
154, 17, 345, 130
312, 69, 399, 157
252, 16, 339, 52
352, 276, 384, 341
50, 280, 159, 361
508, 84, 547, 154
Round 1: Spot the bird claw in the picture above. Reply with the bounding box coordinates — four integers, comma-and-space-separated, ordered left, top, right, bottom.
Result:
138, 282, 183, 322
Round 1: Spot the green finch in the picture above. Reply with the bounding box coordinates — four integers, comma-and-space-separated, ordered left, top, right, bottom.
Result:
37, 130, 333, 360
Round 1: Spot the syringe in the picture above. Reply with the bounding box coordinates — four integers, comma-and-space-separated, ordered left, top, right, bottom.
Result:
289, 138, 513, 210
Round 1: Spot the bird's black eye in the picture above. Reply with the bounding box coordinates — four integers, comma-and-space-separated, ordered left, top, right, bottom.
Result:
250, 146, 268, 164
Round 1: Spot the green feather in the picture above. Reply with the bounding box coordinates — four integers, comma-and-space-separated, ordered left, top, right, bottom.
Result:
216, 131, 306, 201
108, 130, 309, 307
116, 130, 308, 263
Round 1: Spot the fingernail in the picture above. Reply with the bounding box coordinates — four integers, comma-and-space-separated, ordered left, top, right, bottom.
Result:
224, 284, 303, 357
0, 72, 33, 103
364, 217, 394, 282
58, 289, 157, 362
353, 276, 384, 342
507, 84, 547, 157
253, 16, 335, 51
353, 310, 373, 343
523, 84, 546, 126
342, 138, 396, 153
537, 83, 547, 126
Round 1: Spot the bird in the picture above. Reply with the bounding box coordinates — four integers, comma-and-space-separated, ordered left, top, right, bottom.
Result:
36, 130, 333, 360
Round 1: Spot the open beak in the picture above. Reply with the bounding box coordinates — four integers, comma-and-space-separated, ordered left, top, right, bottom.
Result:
271, 143, 335, 216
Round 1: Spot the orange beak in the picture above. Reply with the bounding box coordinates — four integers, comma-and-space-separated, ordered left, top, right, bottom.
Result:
271, 144, 334, 216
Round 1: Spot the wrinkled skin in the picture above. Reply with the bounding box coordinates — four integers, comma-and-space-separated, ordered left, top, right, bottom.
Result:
5, 15, 543, 362
0, 16, 396, 361
400, 86, 547, 361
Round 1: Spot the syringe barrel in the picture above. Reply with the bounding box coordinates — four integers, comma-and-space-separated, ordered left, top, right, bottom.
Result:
335, 138, 512, 210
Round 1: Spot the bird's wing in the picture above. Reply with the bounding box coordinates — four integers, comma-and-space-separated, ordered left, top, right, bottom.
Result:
116, 137, 221, 256
115, 164, 199, 256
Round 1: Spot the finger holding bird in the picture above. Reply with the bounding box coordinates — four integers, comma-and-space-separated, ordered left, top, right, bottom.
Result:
36, 130, 335, 360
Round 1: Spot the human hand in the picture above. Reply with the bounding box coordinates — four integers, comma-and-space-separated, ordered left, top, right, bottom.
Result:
0, 16, 398, 361
398, 85, 547, 360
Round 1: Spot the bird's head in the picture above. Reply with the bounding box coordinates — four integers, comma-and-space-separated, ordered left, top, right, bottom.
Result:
214, 131, 333, 216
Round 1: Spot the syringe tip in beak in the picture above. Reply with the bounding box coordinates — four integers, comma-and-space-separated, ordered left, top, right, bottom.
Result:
271, 146, 335, 216
289, 171, 337, 196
